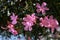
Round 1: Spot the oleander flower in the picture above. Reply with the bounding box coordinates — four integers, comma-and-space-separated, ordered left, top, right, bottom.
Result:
40, 15, 50, 27
22, 13, 36, 31
48, 16, 59, 33
36, 2, 49, 15
10, 13, 18, 21
7, 24, 18, 35
10, 13, 18, 25
23, 13, 36, 23
40, 15, 59, 33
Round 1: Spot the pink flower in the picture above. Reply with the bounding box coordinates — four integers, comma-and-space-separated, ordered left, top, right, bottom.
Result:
7, 24, 14, 28
9, 28, 18, 35
11, 20, 17, 25
10, 13, 18, 21
40, 16, 49, 27
40, 15, 59, 33
22, 22, 33, 31
23, 13, 36, 23
7, 24, 18, 35
36, 2, 49, 15
10, 13, 18, 25
48, 16, 59, 33
22, 13, 36, 31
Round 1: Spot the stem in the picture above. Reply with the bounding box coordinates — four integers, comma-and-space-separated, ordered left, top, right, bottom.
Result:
51, 28, 54, 34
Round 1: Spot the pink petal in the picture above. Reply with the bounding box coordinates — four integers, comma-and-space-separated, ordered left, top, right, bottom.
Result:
36, 9, 41, 13
44, 7, 49, 10
42, 10, 46, 15
40, 23, 44, 27
26, 22, 33, 27
42, 2, 47, 7
10, 13, 18, 21
9, 28, 15, 32
55, 19, 59, 25
24, 26, 28, 31
12, 30, 18, 35
29, 26, 32, 31
22, 22, 26, 25
36, 3, 41, 8
9, 28, 18, 35
12, 13, 15, 16
10, 13, 15, 20
7, 24, 14, 28
10, 16, 14, 20
11, 20, 17, 25
39, 17, 43, 21
31, 13, 35, 17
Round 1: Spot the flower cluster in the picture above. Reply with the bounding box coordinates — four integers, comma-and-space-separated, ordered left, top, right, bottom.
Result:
22, 13, 36, 31
39, 15, 59, 33
0, 2, 59, 36
8, 13, 18, 35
